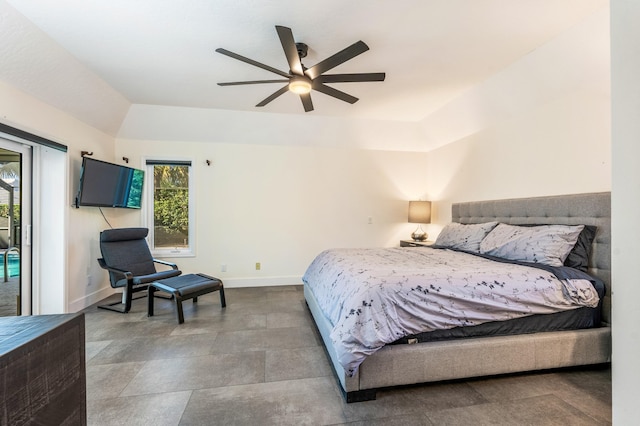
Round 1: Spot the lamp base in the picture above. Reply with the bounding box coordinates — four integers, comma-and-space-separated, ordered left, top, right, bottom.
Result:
411, 225, 428, 241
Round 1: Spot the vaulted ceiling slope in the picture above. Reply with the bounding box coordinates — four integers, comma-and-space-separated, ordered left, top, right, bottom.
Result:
0, 0, 607, 137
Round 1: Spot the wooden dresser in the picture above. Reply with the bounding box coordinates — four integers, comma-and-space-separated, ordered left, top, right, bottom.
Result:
0, 313, 86, 425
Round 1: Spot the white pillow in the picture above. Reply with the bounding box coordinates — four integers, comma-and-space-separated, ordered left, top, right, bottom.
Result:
434, 222, 499, 253
479, 223, 585, 266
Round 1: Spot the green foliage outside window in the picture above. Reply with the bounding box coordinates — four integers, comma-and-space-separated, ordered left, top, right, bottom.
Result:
0, 204, 19, 249
0, 205, 20, 224
153, 165, 189, 248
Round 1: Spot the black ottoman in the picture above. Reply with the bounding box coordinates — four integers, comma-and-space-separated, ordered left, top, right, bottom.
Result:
147, 273, 226, 323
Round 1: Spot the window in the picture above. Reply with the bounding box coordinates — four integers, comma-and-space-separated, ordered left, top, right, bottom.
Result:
145, 159, 194, 256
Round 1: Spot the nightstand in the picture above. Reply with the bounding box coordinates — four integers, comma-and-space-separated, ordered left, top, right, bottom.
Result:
400, 240, 434, 247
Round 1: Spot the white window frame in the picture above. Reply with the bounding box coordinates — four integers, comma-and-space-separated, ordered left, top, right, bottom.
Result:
143, 158, 195, 257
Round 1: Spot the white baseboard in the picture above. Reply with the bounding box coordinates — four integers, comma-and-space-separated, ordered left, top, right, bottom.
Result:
222, 275, 303, 288
68, 275, 303, 312
68, 286, 116, 313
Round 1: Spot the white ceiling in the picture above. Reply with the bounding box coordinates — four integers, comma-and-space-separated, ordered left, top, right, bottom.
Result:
2, 0, 607, 132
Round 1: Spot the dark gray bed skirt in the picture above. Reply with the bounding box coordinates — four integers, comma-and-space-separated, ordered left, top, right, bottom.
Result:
391, 305, 602, 346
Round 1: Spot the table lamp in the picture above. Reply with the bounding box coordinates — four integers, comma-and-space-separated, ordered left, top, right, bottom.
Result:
408, 200, 431, 241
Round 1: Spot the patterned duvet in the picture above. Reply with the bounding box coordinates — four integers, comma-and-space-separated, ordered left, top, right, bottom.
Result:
302, 247, 600, 376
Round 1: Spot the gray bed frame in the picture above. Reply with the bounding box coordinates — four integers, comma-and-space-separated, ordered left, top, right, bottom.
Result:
304, 192, 612, 402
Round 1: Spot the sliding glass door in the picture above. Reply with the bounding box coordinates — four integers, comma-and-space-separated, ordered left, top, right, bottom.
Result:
0, 138, 31, 316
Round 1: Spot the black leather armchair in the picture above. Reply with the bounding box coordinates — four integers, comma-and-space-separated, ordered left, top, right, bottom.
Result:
97, 227, 181, 313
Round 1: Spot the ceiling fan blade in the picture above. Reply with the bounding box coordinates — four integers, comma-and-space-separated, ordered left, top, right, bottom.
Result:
300, 93, 314, 112
305, 40, 370, 80
256, 85, 289, 107
312, 82, 359, 104
215, 48, 290, 78
218, 79, 289, 86
275, 26, 304, 76
316, 72, 386, 83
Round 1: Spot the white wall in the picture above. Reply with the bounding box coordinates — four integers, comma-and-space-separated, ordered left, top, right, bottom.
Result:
422, 6, 611, 228
118, 104, 429, 152
418, 5, 610, 152
0, 0, 130, 135
610, 0, 640, 422
426, 91, 611, 226
116, 137, 429, 287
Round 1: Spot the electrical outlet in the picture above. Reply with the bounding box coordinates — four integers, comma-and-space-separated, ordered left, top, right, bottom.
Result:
255, 262, 261, 270
221, 264, 227, 272
87, 275, 92, 286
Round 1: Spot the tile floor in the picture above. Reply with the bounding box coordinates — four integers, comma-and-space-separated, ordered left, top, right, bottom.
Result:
83, 285, 611, 426
0, 276, 19, 317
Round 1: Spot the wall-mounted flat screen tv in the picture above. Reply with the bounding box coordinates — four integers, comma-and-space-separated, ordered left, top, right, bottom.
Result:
76, 157, 144, 209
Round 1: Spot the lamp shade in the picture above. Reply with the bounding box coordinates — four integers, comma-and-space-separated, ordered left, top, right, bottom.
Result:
408, 201, 431, 224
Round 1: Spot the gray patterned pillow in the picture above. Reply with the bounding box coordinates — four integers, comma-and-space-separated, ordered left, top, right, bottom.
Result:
479, 223, 585, 266
434, 221, 499, 253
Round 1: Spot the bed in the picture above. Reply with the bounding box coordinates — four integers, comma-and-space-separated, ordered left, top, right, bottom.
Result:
303, 192, 611, 402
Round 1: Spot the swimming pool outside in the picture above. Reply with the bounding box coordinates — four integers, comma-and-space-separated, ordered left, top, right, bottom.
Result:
0, 252, 19, 279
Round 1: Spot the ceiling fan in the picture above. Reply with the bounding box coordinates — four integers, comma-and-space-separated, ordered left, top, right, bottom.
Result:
215, 25, 385, 112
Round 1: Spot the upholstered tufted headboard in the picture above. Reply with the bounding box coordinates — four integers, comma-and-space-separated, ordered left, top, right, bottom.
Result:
452, 192, 611, 325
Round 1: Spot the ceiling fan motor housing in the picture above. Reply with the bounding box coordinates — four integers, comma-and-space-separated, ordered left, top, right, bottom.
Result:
295, 42, 308, 59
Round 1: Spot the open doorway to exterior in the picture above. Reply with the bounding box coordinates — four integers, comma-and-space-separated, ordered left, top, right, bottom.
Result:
0, 142, 30, 317
0, 148, 21, 315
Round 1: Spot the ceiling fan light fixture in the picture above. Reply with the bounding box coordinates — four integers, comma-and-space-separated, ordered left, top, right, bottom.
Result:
288, 76, 312, 95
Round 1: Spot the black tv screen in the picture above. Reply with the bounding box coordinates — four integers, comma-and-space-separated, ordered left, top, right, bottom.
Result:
76, 157, 144, 208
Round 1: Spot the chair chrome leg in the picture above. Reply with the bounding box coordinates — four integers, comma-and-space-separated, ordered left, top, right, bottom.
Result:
97, 285, 149, 313
97, 299, 130, 313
